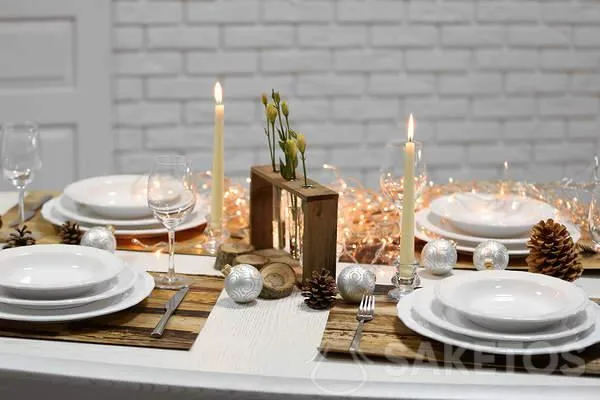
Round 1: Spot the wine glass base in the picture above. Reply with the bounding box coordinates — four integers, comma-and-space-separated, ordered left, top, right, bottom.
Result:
154, 274, 191, 290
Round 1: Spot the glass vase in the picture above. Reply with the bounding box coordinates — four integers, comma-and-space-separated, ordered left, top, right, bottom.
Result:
285, 190, 304, 261
272, 186, 286, 250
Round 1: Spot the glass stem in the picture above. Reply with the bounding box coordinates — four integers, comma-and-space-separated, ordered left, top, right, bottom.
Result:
167, 229, 176, 282
18, 189, 25, 226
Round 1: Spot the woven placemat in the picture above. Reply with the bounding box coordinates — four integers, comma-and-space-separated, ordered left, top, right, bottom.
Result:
0, 273, 223, 350
319, 285, 600, 376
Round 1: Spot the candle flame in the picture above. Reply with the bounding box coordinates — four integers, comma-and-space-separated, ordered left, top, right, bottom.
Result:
407, 113, 414, 142
214, 82, 223, 104
154, 249, 162, 259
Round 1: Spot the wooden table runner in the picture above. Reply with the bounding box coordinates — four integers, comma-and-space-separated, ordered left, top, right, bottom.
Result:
3, 192, 600, 269
0, 273, 223, 350
0, 192, 245, 256
320, 286, 600, 376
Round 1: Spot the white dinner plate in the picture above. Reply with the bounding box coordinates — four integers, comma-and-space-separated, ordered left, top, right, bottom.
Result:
435, 271, 588, 332
413, 286, 595, 342
415, 223, 529, 256
0, 245, 125, 299
398, 291, 600, 356
416, 208, 582, 247
42, 198, 207, 237
64, 175, 151, 219
0, 264, 137, 310
415, 209, 581, 256
55, 195, 159, 227
0, 270, 154, 322
430, 193, 558, 237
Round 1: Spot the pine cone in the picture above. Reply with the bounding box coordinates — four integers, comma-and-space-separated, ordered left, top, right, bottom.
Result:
59, 220, 83, 245
526, 219, 583, 282
3, 225, 36, 249
301, 269, 337, 310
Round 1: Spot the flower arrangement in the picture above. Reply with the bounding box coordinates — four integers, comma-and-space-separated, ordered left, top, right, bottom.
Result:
261, 90, 309, 187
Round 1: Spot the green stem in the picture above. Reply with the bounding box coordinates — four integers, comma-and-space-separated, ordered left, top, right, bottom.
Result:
301, 154, 308, 187
270, 121, 277, 171
265, 124, 275, 172
276, 106, 286, 142
285, 115, 290, 139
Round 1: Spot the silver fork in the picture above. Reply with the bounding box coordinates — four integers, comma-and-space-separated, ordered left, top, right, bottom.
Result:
349, 294, 375, 352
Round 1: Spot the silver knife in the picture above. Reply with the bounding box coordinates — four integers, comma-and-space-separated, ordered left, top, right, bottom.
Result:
151, 287, 190, 338
10, 194, 53, 228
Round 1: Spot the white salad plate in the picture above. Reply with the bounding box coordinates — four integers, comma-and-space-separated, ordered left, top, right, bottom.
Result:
413, 286, 595, 342
0, 245, 125, 300
430, 193, 558, 237
397, 290, 600, 356
0, 264, 137, 310
55, 195, 158, 227
42, 198, 207, 237
0, 269, 153, 322
435, 271, 588, 333
64, 175, 151, 219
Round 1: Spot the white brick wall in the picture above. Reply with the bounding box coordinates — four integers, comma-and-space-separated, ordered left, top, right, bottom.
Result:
112, 0, 600, 187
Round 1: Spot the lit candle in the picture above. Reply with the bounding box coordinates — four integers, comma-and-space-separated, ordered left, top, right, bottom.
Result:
211, 82, 224, 226
399, 114, 415, 266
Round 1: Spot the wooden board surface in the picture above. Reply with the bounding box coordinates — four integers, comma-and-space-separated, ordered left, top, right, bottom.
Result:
0, 192, 234, 256
3, 192, 599, 271
0, 273, 224, 350
319, 286, 600, 376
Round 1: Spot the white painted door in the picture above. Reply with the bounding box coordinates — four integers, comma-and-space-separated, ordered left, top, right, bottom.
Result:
0, 0, 111, 190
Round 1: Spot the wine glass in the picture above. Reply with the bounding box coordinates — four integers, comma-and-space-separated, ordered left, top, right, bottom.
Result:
589, 183, 600, 251
1, 122, 42, 226
379, 139, 427, 216
147, 155, 196, 289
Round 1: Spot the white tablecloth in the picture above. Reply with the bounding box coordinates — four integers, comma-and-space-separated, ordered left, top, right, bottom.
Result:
0, 193, 599, 400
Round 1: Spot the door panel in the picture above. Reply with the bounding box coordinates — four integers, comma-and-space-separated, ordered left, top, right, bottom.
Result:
0, 0, 111, 191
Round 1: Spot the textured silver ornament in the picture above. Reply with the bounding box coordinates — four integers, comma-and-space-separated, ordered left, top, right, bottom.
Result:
337, 265, 376, 303
80, 227, 117, 253
224, 264, 263, 303
421, 239, 457, 276
473, 240, 509, 271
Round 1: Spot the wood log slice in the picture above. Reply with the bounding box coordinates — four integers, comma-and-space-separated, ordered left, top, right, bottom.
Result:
213, 242, 255, 271
233, 254, 269, 269
253, 248, 290, 258
259, 262, 297, 299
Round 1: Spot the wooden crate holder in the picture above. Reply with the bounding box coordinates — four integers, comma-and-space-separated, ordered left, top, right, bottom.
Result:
250, 165, 339, 281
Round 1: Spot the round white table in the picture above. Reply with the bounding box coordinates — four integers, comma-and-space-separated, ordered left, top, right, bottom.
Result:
0, 193, 599, 399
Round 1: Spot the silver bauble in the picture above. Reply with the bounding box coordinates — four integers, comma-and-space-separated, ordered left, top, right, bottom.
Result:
225, 264, 263, 303
421, 239, 457, 276
473, 240, 509, 271
80, 227, 117, 253
337, 265, 376, 303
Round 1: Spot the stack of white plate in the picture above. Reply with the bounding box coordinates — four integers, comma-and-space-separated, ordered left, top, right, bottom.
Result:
41, 175, 207, 237
398, 271, 600, 355
0, 245, 154, 322
416, 192, 580, 256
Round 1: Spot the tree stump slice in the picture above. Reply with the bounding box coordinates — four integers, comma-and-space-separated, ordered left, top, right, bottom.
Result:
233, 254, 269, 269
213, 242, 255, 271
259, 262, 297, 299
253, 248, 290, 258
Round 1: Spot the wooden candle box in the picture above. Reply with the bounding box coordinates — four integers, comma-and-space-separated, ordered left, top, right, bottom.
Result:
250, 165, 339, 281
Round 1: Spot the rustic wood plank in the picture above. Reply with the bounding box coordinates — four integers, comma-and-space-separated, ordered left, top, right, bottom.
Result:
319, 292, 600, 376
251, 165, 338, 201
0, 274, 224, 351
250, 166, 340, 282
